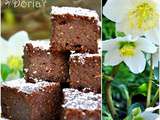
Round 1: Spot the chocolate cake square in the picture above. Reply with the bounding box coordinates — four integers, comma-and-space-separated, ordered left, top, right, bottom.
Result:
69, 53, 101, 93
61, 88, 101, 120
1, 78, 62, 120
23, 40, 69, 83
50, 6, 100, 53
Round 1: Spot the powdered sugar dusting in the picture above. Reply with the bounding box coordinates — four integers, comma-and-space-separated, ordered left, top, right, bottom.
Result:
70, 53, 100, 58
70, 53, 100, 64
27, 40, 50, 50
24, 68, 29, 72
18, 81, 54, 94
62, 88, 101, 111
2, 78, 26, 88
2, 78, 55, 94
51, 6, 100, 25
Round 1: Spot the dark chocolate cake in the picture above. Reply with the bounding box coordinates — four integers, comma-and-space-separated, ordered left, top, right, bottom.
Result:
23, 40, 69, 83
61, 88, 101, 120
50, 6, 100, 53
1, 78, 62, 120
69, 53, 101, 93
2, 6, 101, 120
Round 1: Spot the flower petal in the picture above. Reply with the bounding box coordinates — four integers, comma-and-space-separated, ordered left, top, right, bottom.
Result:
155, 0, 160, 13
145, 105, 160, 112
156, 117, 160, 120
116, 18, 144, 37
116, 19, 130, 34
0, 37, 9, 63
102, 39, 118, 51
145, 27, 160, 45
124, 51, 146, 74
103, 0, 132, 22
152, 51, 159, 67
8, 31, 29, 56
9, 31, 29, 42
136, 37, 157, 53
103, 49, 123, 66
131, 0, 147, 6
141, 112, 159, 120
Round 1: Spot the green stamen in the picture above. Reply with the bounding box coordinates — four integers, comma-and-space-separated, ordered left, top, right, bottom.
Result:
119, 41, 136, 57
7, 56, 23, 71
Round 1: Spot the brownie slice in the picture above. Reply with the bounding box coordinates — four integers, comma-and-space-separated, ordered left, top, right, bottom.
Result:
1, 78, 62, 120
69, 53, 101, 93
50, 6, 100, 53
61, 88, 101, 120
23, 40, 69, 83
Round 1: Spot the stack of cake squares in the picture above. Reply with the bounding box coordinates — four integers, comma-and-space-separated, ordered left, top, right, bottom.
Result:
1, 6, 101, 120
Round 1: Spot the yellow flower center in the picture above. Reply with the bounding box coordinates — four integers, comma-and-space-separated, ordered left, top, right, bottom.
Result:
7, 56, 23, 70
128, 1, 159, 31
119, 42, 135, 57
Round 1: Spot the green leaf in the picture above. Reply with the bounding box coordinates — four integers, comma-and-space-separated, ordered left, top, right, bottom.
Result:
132, 107, 141, 116
19, 69, 24, 78
124, 107, 144, 120
118, 85, 130, 106
128, 103, 144, 115
137, 83, 147, 96
102, 17, 116, 40
114, 63, 136, 82
134, 116, 144, 120
4, 9, 15, 26
1, 64, 11, 81
102, 107, 113, 120
102, 65, 113, 75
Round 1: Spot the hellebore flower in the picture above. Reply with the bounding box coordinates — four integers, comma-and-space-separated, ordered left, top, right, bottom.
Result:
103, 35, 157, 73
103, 0, 160, 45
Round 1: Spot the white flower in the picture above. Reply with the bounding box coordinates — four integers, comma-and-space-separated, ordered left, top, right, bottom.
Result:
103, 35, 157, 74
152, 48, 160, 68
141, 105, 160, 120
0, 31, 29, 81
142, 112, 159, 120
146, 47, 159, 68
103, 0, 160, 45
0, 37, 9, 63
0, 31, 29, 64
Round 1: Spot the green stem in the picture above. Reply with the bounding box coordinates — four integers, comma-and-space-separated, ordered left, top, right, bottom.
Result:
105, 65, 120, 118
128, 95, 132, 107
106, 81, 117, 117
150, 88, 159, 107
111, 65, 120, 77
146, 55, 153, 107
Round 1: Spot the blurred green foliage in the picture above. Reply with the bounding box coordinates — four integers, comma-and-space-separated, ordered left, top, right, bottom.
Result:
102, 17, 116, 40
124, 107, 144, 120
1, 0, 100, 39
1, 63, 24, 81
1, 64, 11, 80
